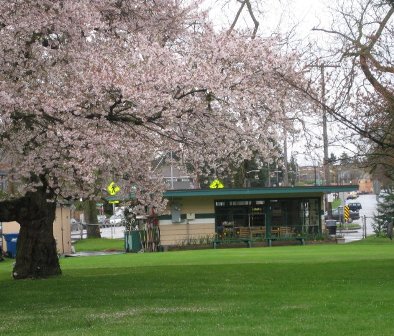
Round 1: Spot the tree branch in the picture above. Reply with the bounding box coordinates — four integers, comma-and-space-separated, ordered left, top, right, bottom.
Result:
366, 4, 394, 52
273, 69, 394, 149
359, 54, 394, 104
245, 0, 259, 39
227, 0, 246, 36
226, 0, 259, 38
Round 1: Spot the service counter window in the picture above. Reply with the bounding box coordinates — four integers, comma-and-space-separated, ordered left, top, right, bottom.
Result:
294, 199, 320, 234
271, 198, 320, 235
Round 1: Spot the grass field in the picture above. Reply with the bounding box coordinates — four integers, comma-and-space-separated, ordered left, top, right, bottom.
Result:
1, 241, 394, 335
73, 238, 124, 252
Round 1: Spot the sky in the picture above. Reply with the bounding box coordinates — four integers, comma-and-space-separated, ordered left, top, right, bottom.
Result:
204, 0, 331, 39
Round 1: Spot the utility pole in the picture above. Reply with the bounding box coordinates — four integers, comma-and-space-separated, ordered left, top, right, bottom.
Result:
318, 63, 339, 218
283, 127, 289, 186
309, 62, 339, 187
320, 64, 332, 218
274, 168, 281, 187
321, 65, 330, 186
170, 151, 174, 190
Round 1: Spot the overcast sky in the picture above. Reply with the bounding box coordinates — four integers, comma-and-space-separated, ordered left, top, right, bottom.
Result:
204, 0, 332, 39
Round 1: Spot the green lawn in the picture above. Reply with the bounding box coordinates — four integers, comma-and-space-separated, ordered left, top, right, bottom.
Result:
73, 238, 124, 252
1, 243, 394, 335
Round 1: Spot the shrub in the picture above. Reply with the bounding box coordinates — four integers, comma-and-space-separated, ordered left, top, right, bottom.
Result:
373, 187, 394, 237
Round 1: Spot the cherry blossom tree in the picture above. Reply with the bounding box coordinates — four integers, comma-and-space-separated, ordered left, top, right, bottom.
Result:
0, 0, 307, 279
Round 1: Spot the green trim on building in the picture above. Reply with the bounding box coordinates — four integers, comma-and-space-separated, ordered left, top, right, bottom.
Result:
159, 213, 216, 220
164, 185, 358, 198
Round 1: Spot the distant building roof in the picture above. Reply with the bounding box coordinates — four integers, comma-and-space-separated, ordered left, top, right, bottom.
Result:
159, 164, 194, 190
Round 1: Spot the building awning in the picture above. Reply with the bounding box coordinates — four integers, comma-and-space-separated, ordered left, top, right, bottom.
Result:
163, 185, 358, 198
104, 185, 358, 202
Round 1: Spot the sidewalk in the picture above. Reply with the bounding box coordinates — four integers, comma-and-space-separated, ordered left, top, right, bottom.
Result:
64, 251, 124, 257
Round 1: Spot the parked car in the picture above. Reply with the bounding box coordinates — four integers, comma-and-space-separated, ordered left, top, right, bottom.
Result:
97, 215, 107, 224
347, 202, 362, 211
325, 206, 360, 222
379, 190, 389, 199
109, 214, 125, 225
346, 191, 358, 200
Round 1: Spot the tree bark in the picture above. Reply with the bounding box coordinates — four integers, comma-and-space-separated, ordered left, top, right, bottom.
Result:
84, 200, 101, 238
0, 188, 61, 279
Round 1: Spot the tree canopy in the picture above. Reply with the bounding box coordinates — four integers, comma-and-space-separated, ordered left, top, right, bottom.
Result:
0, 0, 311, 278
0, 0, 307, 209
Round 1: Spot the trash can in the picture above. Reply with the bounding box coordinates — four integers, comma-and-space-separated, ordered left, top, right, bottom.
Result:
326, 220, 337, 235
124, 230, 142, 253
3, 233, 19, 258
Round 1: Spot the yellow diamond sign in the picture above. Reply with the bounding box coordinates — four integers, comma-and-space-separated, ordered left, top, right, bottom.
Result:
209, 179, 224, 189
107, 182, 121, 196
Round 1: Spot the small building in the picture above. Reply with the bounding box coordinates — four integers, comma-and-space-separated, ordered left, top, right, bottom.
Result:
358, 178, 374, 194
1, 204, 72, 256
159, 185, 357, 246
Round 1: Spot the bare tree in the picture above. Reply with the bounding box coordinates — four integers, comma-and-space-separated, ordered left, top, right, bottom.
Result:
313, 0, 394, 180
268, 0, 394, 180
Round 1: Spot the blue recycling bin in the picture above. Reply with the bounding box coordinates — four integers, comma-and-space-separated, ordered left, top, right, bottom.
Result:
3, 233, 19, 258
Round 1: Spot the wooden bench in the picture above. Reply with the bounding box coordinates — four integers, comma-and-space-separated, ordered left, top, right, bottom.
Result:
266, 226, 305, 246
213, 226, 265, 248
213, 226, 305, 248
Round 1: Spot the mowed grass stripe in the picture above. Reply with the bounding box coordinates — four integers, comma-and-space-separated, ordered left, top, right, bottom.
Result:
1, 244, 394, 335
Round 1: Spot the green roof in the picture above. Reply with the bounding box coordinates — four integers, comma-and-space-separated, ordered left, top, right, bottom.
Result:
163, 185, 358, 198
104, 185, 359, 202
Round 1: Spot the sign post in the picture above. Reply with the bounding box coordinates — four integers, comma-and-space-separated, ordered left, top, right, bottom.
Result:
107, 182, 121, 218
344, 205, 350, 223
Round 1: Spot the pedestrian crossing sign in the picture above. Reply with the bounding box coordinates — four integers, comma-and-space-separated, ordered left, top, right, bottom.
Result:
209, 179, 224, 189
107, 182, 121, 196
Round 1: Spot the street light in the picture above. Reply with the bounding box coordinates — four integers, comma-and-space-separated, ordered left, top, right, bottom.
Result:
273, 170, 281, 187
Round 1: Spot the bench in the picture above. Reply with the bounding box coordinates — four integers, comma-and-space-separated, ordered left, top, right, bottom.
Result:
238, 227, 264, 247
266, 226, 305, 246
213, 226, 265, 248
213, 226, 305, 248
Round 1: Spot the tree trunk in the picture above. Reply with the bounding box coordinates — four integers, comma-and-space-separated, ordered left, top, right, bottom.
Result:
0, 188, 61, 279
84, 200, 101, 238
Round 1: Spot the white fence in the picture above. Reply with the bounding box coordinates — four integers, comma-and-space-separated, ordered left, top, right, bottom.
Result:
71, 223, 126, 241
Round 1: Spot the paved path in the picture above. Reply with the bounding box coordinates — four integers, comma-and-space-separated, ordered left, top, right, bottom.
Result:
65, 251, 124, 257
342, 194, 378, 243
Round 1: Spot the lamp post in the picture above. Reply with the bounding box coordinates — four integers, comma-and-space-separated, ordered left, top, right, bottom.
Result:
274, 170, 281, 187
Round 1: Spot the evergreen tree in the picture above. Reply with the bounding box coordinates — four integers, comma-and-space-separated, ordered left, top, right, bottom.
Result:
373, 187, 394, 237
